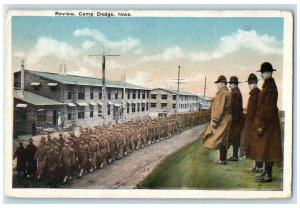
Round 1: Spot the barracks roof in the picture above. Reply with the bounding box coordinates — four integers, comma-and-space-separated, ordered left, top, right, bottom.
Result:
151, 88, 199, 97
15, 69, 149, 90
14, 90, 64, 106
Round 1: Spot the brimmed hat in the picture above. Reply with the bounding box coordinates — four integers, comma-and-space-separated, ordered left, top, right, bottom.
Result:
228, 76, 240, 84
257, 62, 276, 72
247, 73, 258, 84
214, 75, 227, 84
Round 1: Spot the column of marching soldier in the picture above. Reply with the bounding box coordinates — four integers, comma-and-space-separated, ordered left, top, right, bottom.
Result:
202, 62, 283, 183
13, 111, 211, 187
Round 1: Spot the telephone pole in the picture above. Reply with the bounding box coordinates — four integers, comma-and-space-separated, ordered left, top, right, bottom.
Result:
171, 66, 185, 113
89, 52, 120, 122
204, 76, 207, 98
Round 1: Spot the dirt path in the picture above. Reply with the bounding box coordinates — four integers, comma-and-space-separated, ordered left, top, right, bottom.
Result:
66, 124, 207, 189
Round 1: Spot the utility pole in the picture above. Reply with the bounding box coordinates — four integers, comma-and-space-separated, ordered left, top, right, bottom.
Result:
171, 66, 185, 114
204, 76, 207, 98
89, 52, 120, 123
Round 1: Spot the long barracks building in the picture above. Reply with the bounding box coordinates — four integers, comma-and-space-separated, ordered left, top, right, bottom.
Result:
14, 68, 151, 135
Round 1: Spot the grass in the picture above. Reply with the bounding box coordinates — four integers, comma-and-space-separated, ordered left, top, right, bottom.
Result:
138, 139, 283, 190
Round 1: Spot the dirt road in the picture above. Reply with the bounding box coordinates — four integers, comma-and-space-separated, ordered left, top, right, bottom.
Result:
66, 124, 207, 189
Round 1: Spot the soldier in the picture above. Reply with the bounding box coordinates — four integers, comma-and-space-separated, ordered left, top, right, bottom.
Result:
98, 133, 110, 168
76, 139, 91, 178
59, 140, 75, 184
13, 141, 27, 178
58, 133, 65, 153
44, 142, 60, 188
106, 129, 117, 163
202, 75, 232, 164
35, 136, 48, 180
115, 129, 126, 159
251, 62, 283, 182
25, 137, 37, 178
239, 73, 263, 172
88, 135, 100, 172
227, 76, 244, 161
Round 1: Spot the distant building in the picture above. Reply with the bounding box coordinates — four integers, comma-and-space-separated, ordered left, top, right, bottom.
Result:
13, 69, 150, 135
149, 88, 199, 117
198, 96, 213, 110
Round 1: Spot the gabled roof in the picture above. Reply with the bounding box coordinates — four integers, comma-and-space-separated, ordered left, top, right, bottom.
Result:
15, 69, 149, 90
14, 90, 64, 106
150, 88, 199, 97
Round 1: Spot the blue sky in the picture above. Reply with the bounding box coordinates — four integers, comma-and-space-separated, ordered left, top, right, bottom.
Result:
12, 16, 283, 52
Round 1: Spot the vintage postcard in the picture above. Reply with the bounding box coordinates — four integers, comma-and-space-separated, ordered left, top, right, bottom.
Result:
4, 9, 293, 198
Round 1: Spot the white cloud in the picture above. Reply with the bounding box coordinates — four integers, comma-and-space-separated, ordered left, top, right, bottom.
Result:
141, 29, 283, 62
81, 40, 95, 49
73, 28, 141, 52
13, 51, 26, 58
126, 71, 150, 86
68, 67, 94, 77
26, 37, 80, 65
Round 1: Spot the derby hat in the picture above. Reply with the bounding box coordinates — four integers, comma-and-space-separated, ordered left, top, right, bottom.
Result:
214, 75, 227, 83
228, 76, 240, 84
257, 62, 276, 72
247, 73, 258, 84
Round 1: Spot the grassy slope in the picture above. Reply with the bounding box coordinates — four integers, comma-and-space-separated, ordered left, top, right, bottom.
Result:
138, 139, 283, 190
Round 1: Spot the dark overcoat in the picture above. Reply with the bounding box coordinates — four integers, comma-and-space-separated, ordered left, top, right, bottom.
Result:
250, 78, 283, 162
228, 87, 244, 146
240, 87, 260, 157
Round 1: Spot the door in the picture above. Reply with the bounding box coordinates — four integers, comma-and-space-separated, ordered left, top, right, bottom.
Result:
53, 110, 57, 126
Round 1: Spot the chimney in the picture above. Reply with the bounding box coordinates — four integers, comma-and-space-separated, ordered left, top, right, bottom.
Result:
63, 64, 67, 74
20, 60, 25, 98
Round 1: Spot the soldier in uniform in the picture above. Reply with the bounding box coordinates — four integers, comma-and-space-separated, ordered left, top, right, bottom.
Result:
76, 139, 91, 178
227, 76, 244, 161
88, 135, 100, 172
251, 62, 283, 182
44, 142, 60, 188
25, 137, 37, 178
59, 140, 75, 184
239, 73, 263, 172
106, 129, 117, 163
35, 136, 48, 180
98, 133, 110, 168
13, 141, 27, 178
202, 75, 232, 164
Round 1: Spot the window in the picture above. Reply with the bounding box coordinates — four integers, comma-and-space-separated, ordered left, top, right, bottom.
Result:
107, 104, 111, 115
115, 90, 118, 99
132, 103, 136, 113
138, 90, 140, 99
173, 95, 176, 101
90, 87, 94, 99
68, 112, 72, 120
127, 103, 130, 113
151, 94, 157, 99
78, 107, 85, 119
78, 86, 85, 100
37, 110, 46, 122
98, 105, 102, 117
142, 91, 145, 99
137, 103, 140, 112
142, 103, 145, 112
99, 88, 102, 99
108, 89, 111, 100
50, 86, 57, 92
68, 85, 72, 100
90, 106, 94, 118
151, 103, 156, 108
133, 90, 136, 99
161, 103, 167, 108
146, 102, 148, 111
121, 91, 124, 99
162, 94, 168, 100
173, 104, 176, 109
33, 86, 39, 91
127, 90, 130, 99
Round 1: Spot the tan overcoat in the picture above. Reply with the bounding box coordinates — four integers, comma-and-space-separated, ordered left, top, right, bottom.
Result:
202, 86, 232, 149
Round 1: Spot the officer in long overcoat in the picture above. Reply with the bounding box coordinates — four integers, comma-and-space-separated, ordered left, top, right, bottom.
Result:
251, 62, 283, 182
240, 73, 263, 172
202, 75, 232, 164
25, 137, 37, 178
227, 76, 244, 161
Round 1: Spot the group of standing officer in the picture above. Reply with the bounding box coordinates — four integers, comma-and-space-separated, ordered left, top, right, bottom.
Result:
13, 111, 210, 187
202, 62, 282, 183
